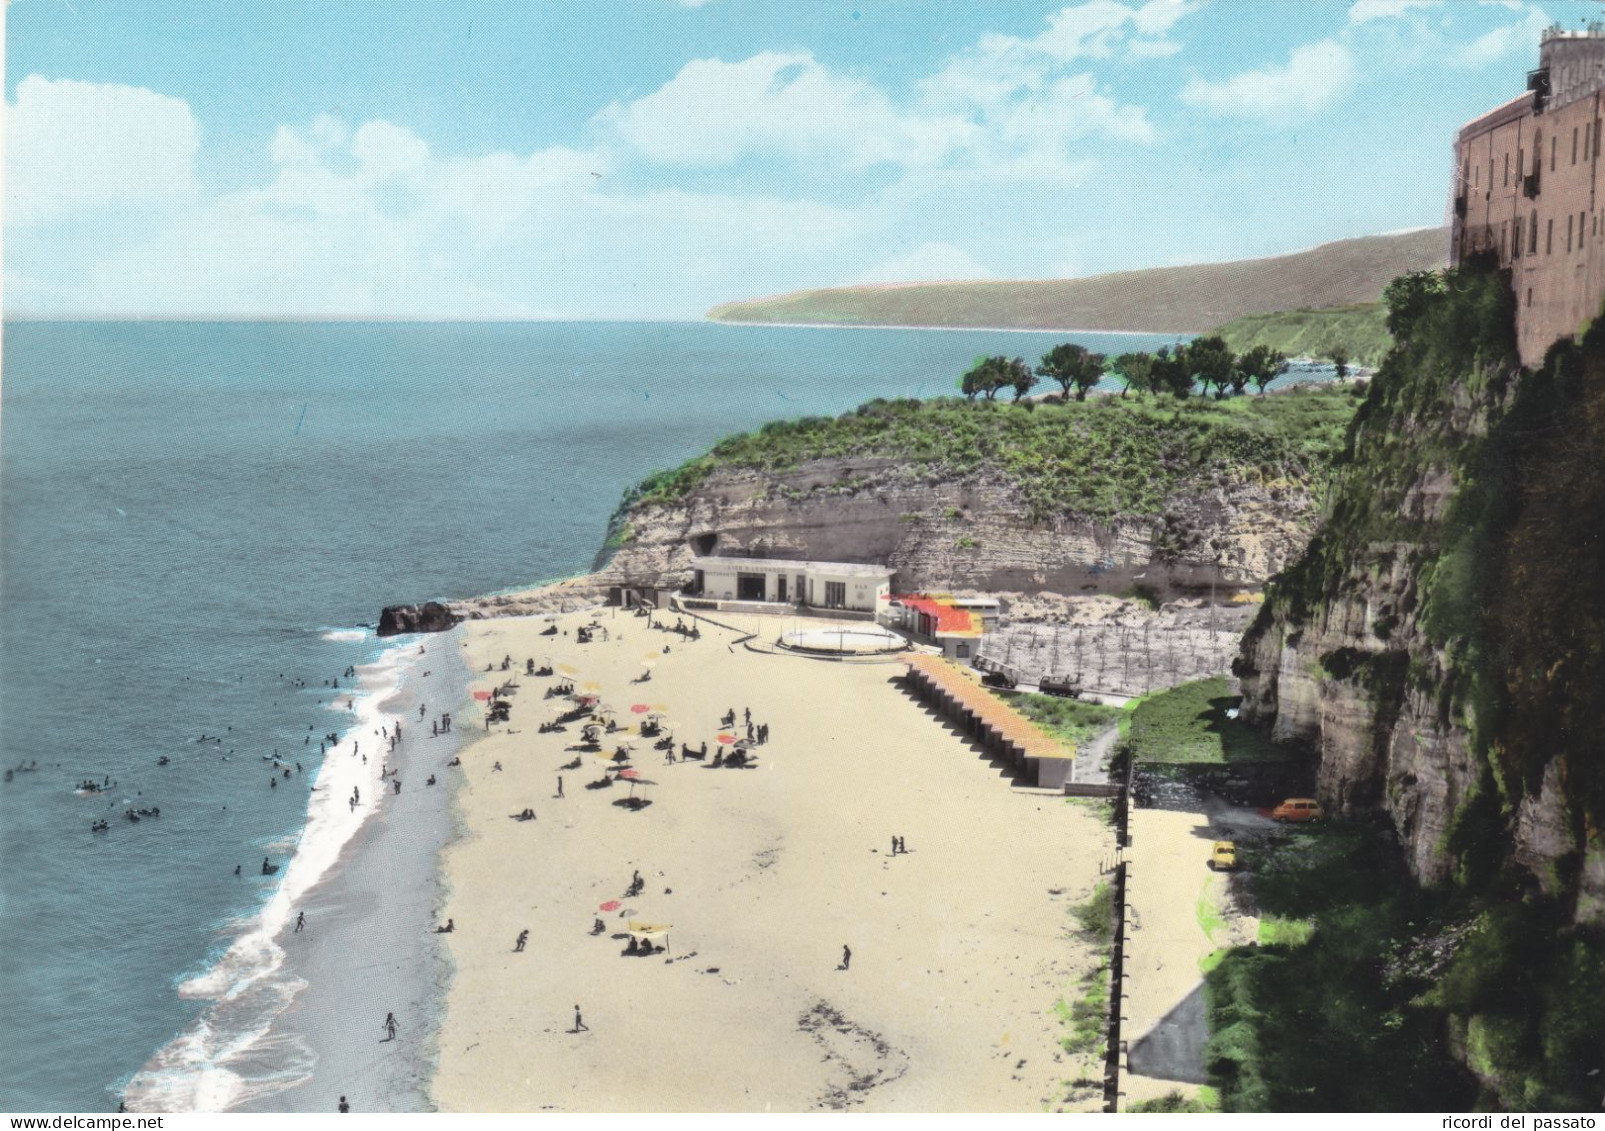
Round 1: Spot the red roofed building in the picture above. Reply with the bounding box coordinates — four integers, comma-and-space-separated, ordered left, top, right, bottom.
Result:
882, 593, 999, 662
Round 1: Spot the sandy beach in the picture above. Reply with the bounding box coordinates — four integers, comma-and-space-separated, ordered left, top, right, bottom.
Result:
430, 604, 1114, 1111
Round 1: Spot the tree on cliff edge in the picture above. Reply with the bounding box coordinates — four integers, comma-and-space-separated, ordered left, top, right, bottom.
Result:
1037, 343, 1107, 401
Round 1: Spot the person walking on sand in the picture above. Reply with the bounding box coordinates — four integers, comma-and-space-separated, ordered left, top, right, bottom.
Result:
383, 1012, 398, 1041
556, 776, 564, 798
295, 911, 305, 933
338, 1096, 350, 1113
840, 944, 851, 971
514, 929, 529, 953
573, 1005, 588, 1032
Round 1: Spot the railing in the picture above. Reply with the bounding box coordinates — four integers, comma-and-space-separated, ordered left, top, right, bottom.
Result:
1524, 171, 1541, 199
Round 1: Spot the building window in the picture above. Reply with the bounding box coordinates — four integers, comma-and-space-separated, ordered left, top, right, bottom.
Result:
1552, 136, 1557, 171
1500, 222, 1508, 259
1573, 127, 1579, 165
1531, 211, 1540, 254
1503, 152, 1510, 185
1567, 214, 1573, 253
1518, 147, 1524, 176
955, 642, 970, 659
1514, 216, 1523, 257
1527, 287, 1533, 308
824, 581, 846, 608
1581, 211, 1587, 249
1548, 217, 1554, 254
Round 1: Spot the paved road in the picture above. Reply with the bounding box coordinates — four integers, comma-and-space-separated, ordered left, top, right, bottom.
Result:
1127, 982, 1209, 1084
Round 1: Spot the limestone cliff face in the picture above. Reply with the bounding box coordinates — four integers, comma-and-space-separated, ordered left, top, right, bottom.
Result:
1237, 264, 1604, 922
595, 456, 1320, 598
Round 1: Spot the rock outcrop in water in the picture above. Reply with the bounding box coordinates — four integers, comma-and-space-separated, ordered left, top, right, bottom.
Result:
376, 601, 460, 637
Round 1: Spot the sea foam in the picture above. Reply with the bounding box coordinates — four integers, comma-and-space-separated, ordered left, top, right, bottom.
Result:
123, 639, 422, 1112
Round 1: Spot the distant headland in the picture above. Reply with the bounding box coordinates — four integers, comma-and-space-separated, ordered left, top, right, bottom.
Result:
707, 228, 1447, 334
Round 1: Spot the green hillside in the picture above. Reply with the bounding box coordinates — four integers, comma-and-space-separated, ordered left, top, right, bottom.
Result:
1214, 303, 1392, 368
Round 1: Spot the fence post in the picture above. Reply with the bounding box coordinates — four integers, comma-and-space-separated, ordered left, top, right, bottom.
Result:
1102, 858, 1128, 1112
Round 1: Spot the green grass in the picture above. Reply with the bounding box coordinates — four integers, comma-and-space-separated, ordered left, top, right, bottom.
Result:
1127, 677, 1294, 763
1130, 1088, 1218, 1112
1072, 880, 1115, 942
1055, 960, 1110, 1057
1257, 915, 1315, 947
1215, 302, 1393, 368
1001, 691, 1122, 749
1203, 820, 1482, 1111
622, 389, 1357, 527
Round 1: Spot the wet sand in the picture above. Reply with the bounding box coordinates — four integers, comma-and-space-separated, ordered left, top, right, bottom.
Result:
431, 606, 1114, 1111
233, 634, 467, 1114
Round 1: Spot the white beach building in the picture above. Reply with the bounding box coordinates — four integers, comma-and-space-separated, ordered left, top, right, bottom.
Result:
689, 556, 895, 613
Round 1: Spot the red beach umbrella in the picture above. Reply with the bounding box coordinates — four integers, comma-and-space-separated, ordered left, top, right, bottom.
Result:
717, 733, 737, 745
619, 769, 641, 780
599, 900, 621, 912
630, 704, 650, 714
473, 690, 492, 701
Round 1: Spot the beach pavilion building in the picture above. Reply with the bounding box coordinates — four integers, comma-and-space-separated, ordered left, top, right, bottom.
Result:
688, 556, 895, 614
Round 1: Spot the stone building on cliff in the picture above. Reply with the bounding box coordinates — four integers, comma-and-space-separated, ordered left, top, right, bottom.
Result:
1452, 22, 1605, 366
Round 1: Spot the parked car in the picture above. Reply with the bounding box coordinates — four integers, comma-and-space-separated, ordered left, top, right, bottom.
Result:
1270, 797, 1324, 822
1210, 841, 1238, 871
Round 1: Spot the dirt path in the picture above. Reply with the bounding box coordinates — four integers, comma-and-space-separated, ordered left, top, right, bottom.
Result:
1119, 806, 1258, 1109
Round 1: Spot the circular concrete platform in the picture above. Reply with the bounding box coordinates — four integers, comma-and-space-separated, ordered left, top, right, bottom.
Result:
777, 624, 907, 656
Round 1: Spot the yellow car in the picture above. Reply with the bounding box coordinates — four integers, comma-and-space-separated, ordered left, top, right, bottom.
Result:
1210, 841, 1238, 871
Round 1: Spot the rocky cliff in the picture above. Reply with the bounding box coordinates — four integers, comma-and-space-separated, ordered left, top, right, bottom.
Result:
594, 391, 1354, 600
1233, 261, 1603, 1108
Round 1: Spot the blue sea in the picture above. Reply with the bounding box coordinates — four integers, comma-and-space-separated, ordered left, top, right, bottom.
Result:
0, 319, 1258, 1112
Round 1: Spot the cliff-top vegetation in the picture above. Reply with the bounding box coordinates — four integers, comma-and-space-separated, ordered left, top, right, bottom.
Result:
624, 386, 1359, 527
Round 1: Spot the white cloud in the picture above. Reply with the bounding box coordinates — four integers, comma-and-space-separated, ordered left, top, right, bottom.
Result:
852, 242, 996, 285
599, 52, 959, 169
1126, 38, 1184, 59
1180, 39, 1356, 120
1348, 0, 1440, 25
1450, 7, 1551, 67
5, 76, 199, 222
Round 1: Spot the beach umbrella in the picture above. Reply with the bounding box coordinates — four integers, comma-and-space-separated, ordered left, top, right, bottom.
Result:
472, 690, 493, 701
642, 651, 660, 661
618, 768, 641, 780
559, 664, 579, 676
582, 680, 603, 691
576, 693, 600, 705
651, 702, 670, 712
717, 733, 737, 745
599, 900, 621, 912
630, 704, 650, 714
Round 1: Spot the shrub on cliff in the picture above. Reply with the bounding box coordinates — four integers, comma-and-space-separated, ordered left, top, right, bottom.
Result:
624, 387, 1356, 527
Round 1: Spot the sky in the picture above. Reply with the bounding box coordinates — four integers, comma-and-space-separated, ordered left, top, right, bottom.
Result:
5, 0, 1601, 320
